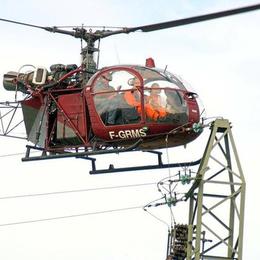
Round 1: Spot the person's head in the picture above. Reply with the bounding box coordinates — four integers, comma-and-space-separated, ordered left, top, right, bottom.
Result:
150, 83, 161, 94
128, 77, 141, 88
100, 72, 112, 84
133, 77, 141, 88
95, 73, 113, 92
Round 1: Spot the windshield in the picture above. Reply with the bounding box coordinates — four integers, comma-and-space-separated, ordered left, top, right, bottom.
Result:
91, 68, 189, 126
133, 66, 187, 90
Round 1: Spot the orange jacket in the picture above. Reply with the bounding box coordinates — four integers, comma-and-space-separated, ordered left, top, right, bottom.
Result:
124, 90, 142, 113
145, 103, 167, 120
124, 90, 167, 120
147, 94, 167, 120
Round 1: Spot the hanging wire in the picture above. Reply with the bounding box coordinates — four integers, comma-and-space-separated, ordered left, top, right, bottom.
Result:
169, 206, 176, 226
0, 152, 31, 158
157, 174, 179, 197
164, 122, 191, 180
143, 208, 170, 229
80, 23, 84, 50
165, 136, 172, 179
0, 182, 157, 200
143, 195, 170, 229
143, 175, 183, 230
96, 38, 101, 68
0, 205, 143, 228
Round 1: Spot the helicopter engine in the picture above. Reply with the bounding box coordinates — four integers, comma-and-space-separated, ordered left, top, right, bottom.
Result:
3, 63, 80, 96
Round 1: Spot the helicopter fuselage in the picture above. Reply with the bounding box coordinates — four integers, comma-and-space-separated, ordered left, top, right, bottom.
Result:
5, 63, 202, 153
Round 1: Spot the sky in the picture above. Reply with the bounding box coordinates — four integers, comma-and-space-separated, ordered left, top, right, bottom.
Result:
0, 0, 260, 259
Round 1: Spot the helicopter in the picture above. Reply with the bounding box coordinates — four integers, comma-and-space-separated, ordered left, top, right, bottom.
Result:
1, 3, 260, 168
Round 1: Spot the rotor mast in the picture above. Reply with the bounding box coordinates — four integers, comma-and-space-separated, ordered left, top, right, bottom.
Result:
44, 26, 102, 78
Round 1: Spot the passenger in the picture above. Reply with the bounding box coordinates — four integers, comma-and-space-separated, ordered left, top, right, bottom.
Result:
148, 83, 162, 107
164, 89, 189, 124
124, 79, 167, 121
165, 89, 185, 114
145, 83, 167, 120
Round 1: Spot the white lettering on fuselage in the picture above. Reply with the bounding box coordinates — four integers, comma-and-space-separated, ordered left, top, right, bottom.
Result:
109, 129, 147, 140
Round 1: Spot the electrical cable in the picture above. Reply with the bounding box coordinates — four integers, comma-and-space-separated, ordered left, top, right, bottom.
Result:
165, 138, 172, 179
0, 151, 38, 158
0, 152, 27, 158
143, 195, 170, 229
143, 195, 166, 209
0, 182, 157, 200
169, 206, 176, 226
143, 208, 170, 229
0, 205, 143, 227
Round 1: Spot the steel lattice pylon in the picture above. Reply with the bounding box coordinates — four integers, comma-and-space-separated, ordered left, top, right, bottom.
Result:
184, 119, 245, 260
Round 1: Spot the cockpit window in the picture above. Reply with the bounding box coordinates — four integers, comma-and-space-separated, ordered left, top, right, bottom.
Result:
93, 70, 142, 125
92, 68, 189, 126
158, 69, 187, 90
133, 66, 186, 90
144, 85, 188, 124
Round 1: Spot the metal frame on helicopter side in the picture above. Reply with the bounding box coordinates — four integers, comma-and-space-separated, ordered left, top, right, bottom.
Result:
0, 101, 26, 140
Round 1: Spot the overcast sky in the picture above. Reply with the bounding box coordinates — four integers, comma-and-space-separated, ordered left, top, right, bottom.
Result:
0, 1, 260, 259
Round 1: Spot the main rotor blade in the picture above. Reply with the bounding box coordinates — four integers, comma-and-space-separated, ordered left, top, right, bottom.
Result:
102, 3, 260, 38
1, 3, 260, 41
0, 17, 79, 38
0, 18, 46, 30
129, 3, 260, 33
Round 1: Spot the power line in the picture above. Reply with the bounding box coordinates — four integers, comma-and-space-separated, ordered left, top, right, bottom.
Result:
0, 182, 157, 200
0, 205, 143, 227
0, 151, 38, 158
0, 152, 27, 158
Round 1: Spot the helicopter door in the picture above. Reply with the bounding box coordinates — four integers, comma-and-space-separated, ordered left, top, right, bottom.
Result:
92, 69, 144, 126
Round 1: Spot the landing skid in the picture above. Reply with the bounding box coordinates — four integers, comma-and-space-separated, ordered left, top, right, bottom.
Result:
22, 142, 201, 174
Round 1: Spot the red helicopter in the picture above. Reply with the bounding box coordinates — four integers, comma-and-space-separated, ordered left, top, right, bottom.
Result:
1, 4, 260, 172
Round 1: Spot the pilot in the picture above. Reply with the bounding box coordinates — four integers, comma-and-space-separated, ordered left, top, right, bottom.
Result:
124, 77, 141, 112
121, 77, 142, 123
94, 72, 114, 93
94, 72, 119, 124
